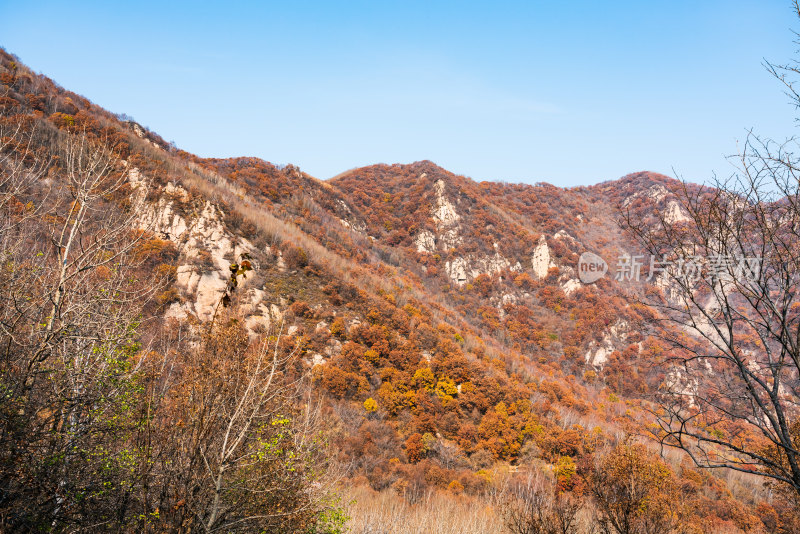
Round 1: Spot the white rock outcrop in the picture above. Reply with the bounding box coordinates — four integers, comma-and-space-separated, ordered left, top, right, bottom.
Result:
430, 179, 463, 249
584, 320, 630, 367
131, 168, 263, 324
664, 200, 690, 224
663, 367, 699, 408
138, 196, 188, 239
432, 179, 460, 226
585, 339, 615, 367
562, 279, 582, 295
335, 199, 367, 232
415, 230, 437, 253
445, 252, 520, 286
622, 183, 669, 208
531, 236, 553, 279
446, 257, 470, 285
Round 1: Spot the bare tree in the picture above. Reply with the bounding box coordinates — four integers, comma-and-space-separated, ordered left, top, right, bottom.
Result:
0, 105, 50, 227
502, 471, 584, 534
0, 121, 155, 529
622, 1, 800, 505
141, 317, 336, 532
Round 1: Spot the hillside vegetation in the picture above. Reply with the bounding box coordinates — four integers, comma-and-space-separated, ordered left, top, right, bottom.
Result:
0, 48, 793, 532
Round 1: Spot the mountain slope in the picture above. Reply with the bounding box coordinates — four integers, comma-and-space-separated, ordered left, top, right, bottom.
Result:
0, 48, 779, 532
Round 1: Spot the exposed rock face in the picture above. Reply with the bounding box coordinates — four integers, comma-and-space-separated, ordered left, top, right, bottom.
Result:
138, 195, 188, 239
132, 172, 192, 242
646, 184, 669, 203
445, 257, 470, 285
584, 319, 629, 367
242, 289, 282, 332
664, 200, 690, 224
622, 183, 669, 208
561, 279, 581, 295
131, 168, 262, 324
664, 367, 699, 408
531, 235, 552, 279
414, 178, 464, 254
432, 179, 460, 227
609, 319, 629, 340
167, 201, 254, 321
620, 182, 690, 226
423, 178, 530, 286
431, 179, 463, 249
335, 199, 367, 232
445, 252, 520, 286
553, 229, 576, 244
415, 230, 437, 253
585, 338, 614, 367
495, 292, 518, 319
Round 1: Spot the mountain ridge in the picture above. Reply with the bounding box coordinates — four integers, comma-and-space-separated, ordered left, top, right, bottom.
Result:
0, 47, 781, 532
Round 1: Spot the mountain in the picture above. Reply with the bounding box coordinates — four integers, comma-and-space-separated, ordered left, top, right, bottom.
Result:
0, 48, 782, 532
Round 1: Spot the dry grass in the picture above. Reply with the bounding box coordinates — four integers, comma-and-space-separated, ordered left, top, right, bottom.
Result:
343, 485, 504, 534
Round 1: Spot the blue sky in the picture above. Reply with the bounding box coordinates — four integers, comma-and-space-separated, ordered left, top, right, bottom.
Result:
0, 1, 797, 186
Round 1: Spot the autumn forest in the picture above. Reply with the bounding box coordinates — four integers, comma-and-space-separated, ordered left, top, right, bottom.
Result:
4, 6, 800, 534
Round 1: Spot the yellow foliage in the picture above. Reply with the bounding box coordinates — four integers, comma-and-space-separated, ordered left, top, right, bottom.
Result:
363, 397, 378, 413
364, 349, 380, 365
435, 378, 458, 399
447, 480, 464, 495
413, 367, 435, 391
